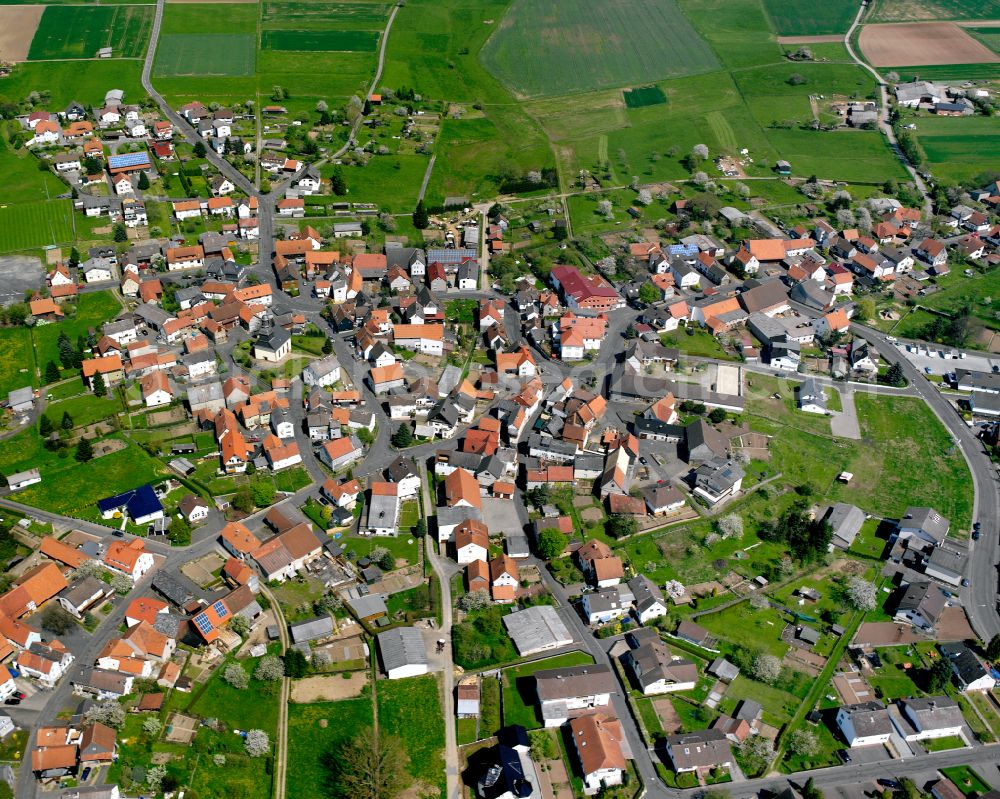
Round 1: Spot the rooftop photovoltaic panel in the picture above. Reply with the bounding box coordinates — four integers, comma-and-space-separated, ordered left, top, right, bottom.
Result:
212, 600, 228, 618
194, 614, 212, 633
108, 152, 150, 168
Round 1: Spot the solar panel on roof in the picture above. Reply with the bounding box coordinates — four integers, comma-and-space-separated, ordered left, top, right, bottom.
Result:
109, 152, 150, 168
212, 600, 228, 618
194, 613, 213, 633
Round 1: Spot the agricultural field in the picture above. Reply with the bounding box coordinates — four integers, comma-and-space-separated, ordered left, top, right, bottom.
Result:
262, 0, 391, 29
858, 22, 999, 67
867, 0, 1000, 22
261, 29, 379, 51
480, 0, 719, 99
27, 5, 153, 60
967, 26, 1000, 54
155, 34, 256, 77
761, 0, 859, 36
913, 115, 1000, 183
0, 201, 75, 254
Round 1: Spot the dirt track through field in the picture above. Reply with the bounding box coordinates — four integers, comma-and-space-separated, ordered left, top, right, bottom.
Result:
0, 6, 44, 62
776, 34, 844, 43
859, 21, 1000, 66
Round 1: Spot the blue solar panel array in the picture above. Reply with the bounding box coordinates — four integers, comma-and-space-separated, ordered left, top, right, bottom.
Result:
194, 613, 213, 633
212, 600, 228, 618
108, 152, 150, 169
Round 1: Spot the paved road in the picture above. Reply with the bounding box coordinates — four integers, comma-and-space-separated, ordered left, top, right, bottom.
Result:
842, 1, 933, 218
853, 324, 1000, 640
421, 463, 461, 799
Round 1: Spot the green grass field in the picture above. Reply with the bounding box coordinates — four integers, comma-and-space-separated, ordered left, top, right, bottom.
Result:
0, 128, 66, 203
28, 5, 153, 60
321, 155, 429, 210
377, 675, 445, 792
155, 34, 256, 77
914, 116, 1000, 183
761, 0, 858, 35
261, 29, 379, 51
0, 327, 35, 396
287, 697, 373, 799
161, 2, 259, 33
480, 0, 719, 98
0, 60, 143, 109
0, 201, 75, 253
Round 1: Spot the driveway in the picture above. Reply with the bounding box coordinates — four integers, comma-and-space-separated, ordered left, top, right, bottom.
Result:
830, 388, 861, 439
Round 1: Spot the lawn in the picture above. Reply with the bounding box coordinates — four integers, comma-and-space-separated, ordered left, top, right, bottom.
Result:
939, 766, 993, 797
376, 675, 446, 791
261, 29, 379, 51
4, 431, 165, 517
760, 0, 858, 35
28, 5, 153, 60
924, 735, 966, 751
697, 603, 790, 659
0, 327, 35, 396
661, 328, 738, 360
154, 34, 256, 77
45, 393, 122, 429
0, 201, 75, 253
33, 291, 122, 376
480, 0, 719, 98
501, 651, 594, 729
344, 533, 418, 567
286, 697, 374, 799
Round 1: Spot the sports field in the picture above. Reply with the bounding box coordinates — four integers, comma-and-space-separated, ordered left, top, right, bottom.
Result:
761, 0, 858, 36
480, 0, 719, 98
0, 201, 75, 253
261, 29, 379, 51
155, 34, 256, 76
27, 5, 153, 60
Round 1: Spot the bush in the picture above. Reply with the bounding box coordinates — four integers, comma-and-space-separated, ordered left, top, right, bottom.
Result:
254, 655, 284, 681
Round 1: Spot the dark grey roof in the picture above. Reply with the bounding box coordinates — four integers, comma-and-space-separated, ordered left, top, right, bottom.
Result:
377, 626, 428, 671
841, 701, 892, 737
627, 574, 665, 614
534, 664, 614, 701
289, 616, 335, 643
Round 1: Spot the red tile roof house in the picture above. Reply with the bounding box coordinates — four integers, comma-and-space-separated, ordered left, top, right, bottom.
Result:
550, 265, 624, 312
